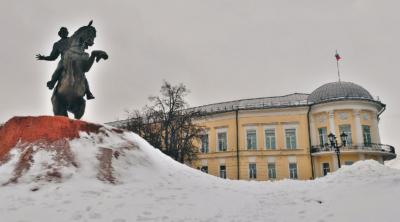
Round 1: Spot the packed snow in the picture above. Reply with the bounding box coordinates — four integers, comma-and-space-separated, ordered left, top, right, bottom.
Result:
1, 126, 399, 222
386, 157, 400, 170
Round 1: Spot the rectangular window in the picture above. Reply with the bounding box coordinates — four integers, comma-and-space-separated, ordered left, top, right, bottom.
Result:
217, 132, 227, 151
219, 165, 226, 179
265, 129, 276, 150
344, 161, 354, 166
339, 124, 352, 145
200, 166, 208, 173
200, 134, 209, 153
268, 163, 276, 179
285, 128, 297, 149
362, 125, 372, 146
318, 127, 328, 146
247, 129, 257, 150
322, 163, 330, 176
249, 163, 257, 179
289, 163, 298, 179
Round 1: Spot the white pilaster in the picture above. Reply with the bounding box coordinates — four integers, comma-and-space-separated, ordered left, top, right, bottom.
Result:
329, 111, 335, 134
310, 116, 318, 146
354, 110, 363, 145
373, 115, 381, 143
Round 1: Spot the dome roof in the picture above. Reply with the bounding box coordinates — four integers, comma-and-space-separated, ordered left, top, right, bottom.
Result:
308, 81, 374, 104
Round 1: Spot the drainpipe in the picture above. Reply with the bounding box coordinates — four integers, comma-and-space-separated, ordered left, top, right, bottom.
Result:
236, 109, 240, 180
307, 105, 315, 179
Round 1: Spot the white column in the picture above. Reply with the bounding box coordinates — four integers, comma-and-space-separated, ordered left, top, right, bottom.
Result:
373, 115, 381, 144
354, 110, 363, 145
329, 111, 335, 134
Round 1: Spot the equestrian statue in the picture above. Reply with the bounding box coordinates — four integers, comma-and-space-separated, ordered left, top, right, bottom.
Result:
36, 21, 108, 119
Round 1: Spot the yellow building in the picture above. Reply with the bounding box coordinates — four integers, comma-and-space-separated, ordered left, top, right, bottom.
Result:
190, 81, 396, 180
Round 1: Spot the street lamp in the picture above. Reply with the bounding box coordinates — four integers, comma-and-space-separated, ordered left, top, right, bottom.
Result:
327, 132, 348, 168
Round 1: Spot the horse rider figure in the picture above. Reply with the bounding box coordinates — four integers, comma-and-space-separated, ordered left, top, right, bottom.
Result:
36, 27, 95, 100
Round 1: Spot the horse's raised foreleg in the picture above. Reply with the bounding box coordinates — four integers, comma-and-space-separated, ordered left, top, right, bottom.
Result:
72, 98, 86, 120
51, 94, 68, 117
84, 50, 108, 72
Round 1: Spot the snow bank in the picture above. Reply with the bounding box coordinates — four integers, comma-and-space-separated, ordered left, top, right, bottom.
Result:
386, 157, 400, 170
0, 117, 399, 222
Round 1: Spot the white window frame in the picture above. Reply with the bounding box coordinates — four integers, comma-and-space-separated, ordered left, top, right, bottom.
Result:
339, 124, 352, 145
248, 162, 257, 180
245, 126, 258, 150
289, 163, 298, 179
321, 162, 330, 176
200, 165, 208, 173
200, 132, 209, 153
267, 162, 277, 180
284, 125, 298, 150
216, 128, 228, 152
219, 165, 227, 179
318, 127, 328, 146
264, 126, 277, 150
288, 156, 298, 179
362, 125, 372, 145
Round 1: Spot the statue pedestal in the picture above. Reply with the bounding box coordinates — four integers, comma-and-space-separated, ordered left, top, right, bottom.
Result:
0, 116, 108, 185
0, 116, 102, 159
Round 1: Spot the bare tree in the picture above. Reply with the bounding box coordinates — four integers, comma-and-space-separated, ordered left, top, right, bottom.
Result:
125, 81, 204, 163
125, 108, 163, 149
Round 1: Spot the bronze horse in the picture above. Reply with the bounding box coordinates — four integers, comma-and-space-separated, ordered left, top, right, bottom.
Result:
51, 21, 108, 119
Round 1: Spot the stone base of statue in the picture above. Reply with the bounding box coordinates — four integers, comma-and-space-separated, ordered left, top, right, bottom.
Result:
0, 116, 129, 185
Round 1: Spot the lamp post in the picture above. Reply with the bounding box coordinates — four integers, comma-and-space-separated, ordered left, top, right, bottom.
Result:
328, 132, 348, 169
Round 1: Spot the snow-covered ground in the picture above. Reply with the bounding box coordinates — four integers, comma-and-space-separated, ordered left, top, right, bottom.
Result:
386, 157, 400, 170
1, 127, 400, 222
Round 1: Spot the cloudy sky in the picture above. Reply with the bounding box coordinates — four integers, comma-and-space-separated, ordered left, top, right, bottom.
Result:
0, 0, 399, 149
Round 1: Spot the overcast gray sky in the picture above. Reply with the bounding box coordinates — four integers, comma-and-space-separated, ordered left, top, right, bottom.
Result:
0, 0, 399, 150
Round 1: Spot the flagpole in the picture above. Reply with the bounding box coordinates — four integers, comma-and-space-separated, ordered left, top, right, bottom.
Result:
336, 50, 341, 82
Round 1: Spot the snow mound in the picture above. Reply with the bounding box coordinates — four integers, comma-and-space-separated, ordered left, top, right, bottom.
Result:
386, 158, 400, 169
1, 116, 400, 222
0, 116, 199, 186
322, 160, 399, 183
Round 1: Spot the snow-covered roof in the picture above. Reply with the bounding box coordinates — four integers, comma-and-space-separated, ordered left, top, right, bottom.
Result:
106, 93, 310, 127
189, 93, 310, 113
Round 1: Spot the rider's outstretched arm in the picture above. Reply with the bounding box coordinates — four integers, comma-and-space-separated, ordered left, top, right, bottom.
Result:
41, 43, 60, 61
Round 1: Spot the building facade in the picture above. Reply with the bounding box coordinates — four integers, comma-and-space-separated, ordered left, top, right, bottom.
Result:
190, 81, 396, 180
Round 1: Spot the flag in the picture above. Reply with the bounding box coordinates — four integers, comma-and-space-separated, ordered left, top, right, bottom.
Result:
335, 52, 341, 61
